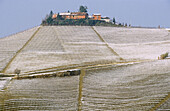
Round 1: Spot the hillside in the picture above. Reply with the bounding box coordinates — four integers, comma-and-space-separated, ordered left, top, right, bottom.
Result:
0, 26, 170, 110
0, 26, 169, 74
0, 27, 38, 72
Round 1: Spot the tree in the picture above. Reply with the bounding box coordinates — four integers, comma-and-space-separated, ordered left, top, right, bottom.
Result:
46, 17, 53, 24
46, 11, 54, 24
57, 13, 63, 20
79, 6, 88, 12
49, 10, 53, 18
113, 17, 116, 24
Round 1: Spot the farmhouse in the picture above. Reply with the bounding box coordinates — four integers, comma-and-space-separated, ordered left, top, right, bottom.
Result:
93, 14, 101, 20
52, 12, 107, 21
52, 12, 88, 20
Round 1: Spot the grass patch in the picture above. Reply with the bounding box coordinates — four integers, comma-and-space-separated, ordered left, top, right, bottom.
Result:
160, 52, 169, 59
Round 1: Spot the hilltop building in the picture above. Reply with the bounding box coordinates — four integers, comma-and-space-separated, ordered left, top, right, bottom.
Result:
52, 14, 57, 19
101, 17, 111, 23
93, 14, 101, 20
52, 12, 110, 22
52, 12, 88, 20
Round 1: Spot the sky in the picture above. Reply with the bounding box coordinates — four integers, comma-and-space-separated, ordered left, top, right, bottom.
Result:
0, 0, 170, 38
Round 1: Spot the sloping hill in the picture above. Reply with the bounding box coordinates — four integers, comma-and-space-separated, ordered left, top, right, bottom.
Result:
95, 26, 170, 60
0, 26, 170, 74
0, 26, 170, 110
0, 27, 39, 72
94, 27, 169, 44
4, 26, 119, 73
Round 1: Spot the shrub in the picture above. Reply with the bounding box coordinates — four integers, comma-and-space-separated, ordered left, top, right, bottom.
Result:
160, 52, 169, 59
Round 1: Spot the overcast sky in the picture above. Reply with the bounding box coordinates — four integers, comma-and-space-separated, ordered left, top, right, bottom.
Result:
0, 0, 170, 38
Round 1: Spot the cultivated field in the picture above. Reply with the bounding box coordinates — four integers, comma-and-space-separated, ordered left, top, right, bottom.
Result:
95, 26, 170, 60
0, 26, 169, 73
5, 26, 119, 73
0, 26, 170, 110
0, 27, 38, 72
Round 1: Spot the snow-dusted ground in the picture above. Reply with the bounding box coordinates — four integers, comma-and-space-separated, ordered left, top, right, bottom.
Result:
94, 27, 169, 44
0, 26, 170, 110
0, 27, 39, 72
1, 26, 170, 73
1, 60, 170, 110
0, 77, 12, 91
22, 26, 64, 52
5, 26, 118, 73
111, 42, 170, 60
82, 59, 170, 111
95, 26, 170, 60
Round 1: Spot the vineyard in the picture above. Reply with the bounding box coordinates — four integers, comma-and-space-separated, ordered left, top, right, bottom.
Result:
95, 27, 170, 60
0, 26, 170, 110
0, 27, 38, 72
0, 26, 170, 73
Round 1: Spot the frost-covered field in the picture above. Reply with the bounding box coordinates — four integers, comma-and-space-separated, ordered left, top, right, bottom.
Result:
0, 76, 80, 110
0, 27, 38, 72
5, 26, 119, 73
1, 60, 170, 110
94, 27, 169, 44
23, 26, 64, 52
95, 26, 170, 60
111, 42, 170, 60
1, 26, 170, 73
0, 26, 170, 110
82, 59, 170, 111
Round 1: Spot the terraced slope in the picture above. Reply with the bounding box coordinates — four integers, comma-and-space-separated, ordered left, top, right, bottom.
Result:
1, 76, 79, 110
94, 27, 169, 44
5, 26, 119, 73
82, 60, 170, 111
94, 26, 170, 60
2, 26, 170, 73
0, 27, 39, 72
0, 26, 169, 110
23, 26, 64, 52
